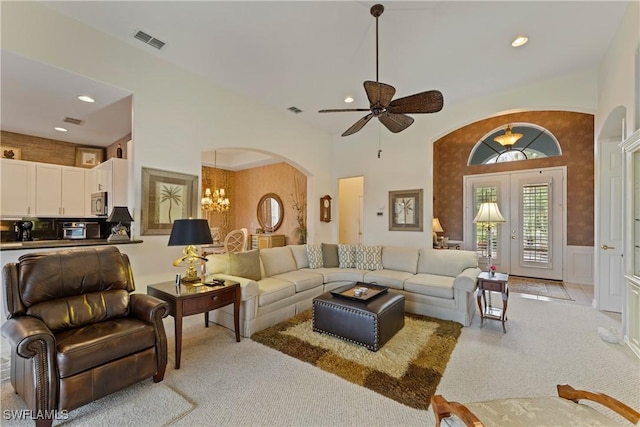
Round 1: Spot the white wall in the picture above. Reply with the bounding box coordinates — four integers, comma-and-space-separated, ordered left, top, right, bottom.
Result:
333, 68, 599, 248
1, 2, 334, 288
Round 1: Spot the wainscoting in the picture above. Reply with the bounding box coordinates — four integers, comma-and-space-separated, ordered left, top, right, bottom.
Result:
565, 245, 594, 285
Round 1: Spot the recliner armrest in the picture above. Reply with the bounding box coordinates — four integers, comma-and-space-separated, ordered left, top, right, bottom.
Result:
453, 267, 481, 293
130, 294, 169, 324
1, 316, 56, 358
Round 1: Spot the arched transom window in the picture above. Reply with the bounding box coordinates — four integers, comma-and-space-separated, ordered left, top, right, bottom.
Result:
468, 123, 562, 165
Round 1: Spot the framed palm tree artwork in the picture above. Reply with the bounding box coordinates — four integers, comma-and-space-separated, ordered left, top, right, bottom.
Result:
389, 189, 423, 231
141, 167, 199, 235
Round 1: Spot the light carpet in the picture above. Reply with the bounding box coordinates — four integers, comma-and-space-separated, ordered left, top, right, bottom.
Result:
250, 310, 461, 410
508, 275, 573, 300
1, 294, 638, 426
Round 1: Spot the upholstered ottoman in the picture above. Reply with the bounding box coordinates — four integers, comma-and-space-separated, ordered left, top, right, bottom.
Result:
312, 284, 405, 351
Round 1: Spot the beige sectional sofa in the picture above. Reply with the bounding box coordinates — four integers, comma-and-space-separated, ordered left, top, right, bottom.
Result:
206, 244, 481, 338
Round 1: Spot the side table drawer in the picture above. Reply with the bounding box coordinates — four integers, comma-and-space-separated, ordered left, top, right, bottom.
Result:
480, 280, 504, 292
182, 289, 235, 316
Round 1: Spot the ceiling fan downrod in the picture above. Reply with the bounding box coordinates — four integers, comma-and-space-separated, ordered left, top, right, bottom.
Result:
371, 4, 384, 83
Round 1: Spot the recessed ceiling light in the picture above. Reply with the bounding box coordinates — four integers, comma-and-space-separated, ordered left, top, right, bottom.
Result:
512, 36, 528, 47
344, 96, 354, 103
54, 127, 68, 132
77, 95, 95, 103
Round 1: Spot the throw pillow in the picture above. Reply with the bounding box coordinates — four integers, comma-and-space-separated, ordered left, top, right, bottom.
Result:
355, 245, 383, 270
229, 249, 261, 281
306, 244, 324, 269
322, 243, 339, 268
337, 244, 356, 268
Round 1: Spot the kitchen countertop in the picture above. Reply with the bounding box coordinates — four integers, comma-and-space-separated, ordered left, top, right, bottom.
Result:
0, 239, 143, 251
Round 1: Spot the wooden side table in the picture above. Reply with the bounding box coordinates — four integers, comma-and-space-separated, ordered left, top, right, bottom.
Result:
147, 278, 241, 369
476, 271, 509, 333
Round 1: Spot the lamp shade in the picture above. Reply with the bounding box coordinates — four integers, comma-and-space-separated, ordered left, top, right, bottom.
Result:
168, 219, 213, 246
473, 202, 506, 223
107, 206, 133, 223
494, 124, 523, 147
432, 217, 444, 233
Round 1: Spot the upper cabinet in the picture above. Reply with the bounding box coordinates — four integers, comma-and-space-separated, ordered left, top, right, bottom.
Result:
0, 159, 35, 216
35, 163, 85, 217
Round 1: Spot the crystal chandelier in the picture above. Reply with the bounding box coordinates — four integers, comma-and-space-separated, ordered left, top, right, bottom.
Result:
201, 151, 230, 212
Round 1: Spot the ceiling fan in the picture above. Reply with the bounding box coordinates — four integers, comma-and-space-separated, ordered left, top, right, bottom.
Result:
319, 4, 444, 137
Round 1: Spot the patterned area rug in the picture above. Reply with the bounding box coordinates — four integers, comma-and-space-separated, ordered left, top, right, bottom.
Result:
251, 310, 461, 410
508, 276, 573, 300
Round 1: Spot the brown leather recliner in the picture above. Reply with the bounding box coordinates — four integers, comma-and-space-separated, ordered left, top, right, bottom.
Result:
1, 246, 169, 427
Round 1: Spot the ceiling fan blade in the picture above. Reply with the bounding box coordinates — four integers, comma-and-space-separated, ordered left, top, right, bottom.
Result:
319, 108, 371, 113
364, 81, 396, 108
342, 113, 373, 137
387, 90, 444, 114
378, 112, 414, 133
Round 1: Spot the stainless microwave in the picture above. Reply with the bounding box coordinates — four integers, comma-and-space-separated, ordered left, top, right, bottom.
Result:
91, 192, 108, 216
62, 222, 101, 240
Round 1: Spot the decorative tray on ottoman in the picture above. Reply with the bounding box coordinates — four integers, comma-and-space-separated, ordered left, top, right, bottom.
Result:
331, 282, 389, 302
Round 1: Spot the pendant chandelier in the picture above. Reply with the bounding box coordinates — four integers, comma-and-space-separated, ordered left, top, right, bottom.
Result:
201, 151, 230, 212
494, 124, 523, 148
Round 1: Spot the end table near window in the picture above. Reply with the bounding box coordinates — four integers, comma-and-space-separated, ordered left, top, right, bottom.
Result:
476, 271, 509, 333
147, 279, 241, 369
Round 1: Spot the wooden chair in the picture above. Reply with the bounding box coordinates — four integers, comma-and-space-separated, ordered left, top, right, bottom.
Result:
224, 228, 248, 253
431, 384, 640, 426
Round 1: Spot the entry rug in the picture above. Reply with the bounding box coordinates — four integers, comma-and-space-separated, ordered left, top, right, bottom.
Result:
508, 276, 573, 300
251, 310, 462, 410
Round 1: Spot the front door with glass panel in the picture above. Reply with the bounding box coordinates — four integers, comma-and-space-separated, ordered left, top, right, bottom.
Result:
464, 167, 565, 280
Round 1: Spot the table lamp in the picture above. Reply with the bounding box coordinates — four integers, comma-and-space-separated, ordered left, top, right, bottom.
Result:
473, 202, 506, 272
106, 206, 134, 242
432, 218, 444, 246
168, 219, 213, 284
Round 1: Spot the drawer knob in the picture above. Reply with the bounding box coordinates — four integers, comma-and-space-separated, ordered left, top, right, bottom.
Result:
212, 296, 218, 301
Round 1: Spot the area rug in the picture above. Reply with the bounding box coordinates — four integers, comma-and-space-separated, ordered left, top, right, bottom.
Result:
508, 275, 573, 300
251, 310, 462, 410
0, 378, 194, 426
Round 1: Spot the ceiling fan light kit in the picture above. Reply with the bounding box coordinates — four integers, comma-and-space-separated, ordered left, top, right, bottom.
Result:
319, 4, 444, 137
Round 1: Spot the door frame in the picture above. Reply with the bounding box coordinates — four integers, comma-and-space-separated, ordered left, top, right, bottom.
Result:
463, 166, 567, 280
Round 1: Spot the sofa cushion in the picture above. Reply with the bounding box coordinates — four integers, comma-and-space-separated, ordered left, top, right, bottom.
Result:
305, 244, 324, 269
363, 270, 413, 290
418, 248, 478, 277
322, 243, 339, 268
404, 274, 455, 299
338, 244, 356, 268
260, 247, 297, 277
229, 249, 261, 281
382, 246, 419, 274
355, 245, 383, 270
271, 270, 324, 293
289, 245, 309, 269
304, 267, 365, 283
206, 253, 231, 274
257, 277, 296, 307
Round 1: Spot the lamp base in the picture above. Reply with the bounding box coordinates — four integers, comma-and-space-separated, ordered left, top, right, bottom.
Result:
107, 233, 131, 242
182, 265, 203, 285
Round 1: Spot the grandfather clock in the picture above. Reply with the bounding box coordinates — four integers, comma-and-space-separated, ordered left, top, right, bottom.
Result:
320, 195, 332, 222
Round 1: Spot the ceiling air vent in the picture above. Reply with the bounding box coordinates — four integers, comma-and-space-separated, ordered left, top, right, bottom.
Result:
287, 106, 303, 114
133, 30, 166, 50
63, 117, 83, 125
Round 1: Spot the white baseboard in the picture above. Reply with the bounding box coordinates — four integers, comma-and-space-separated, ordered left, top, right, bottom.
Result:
565, 245, 594, 285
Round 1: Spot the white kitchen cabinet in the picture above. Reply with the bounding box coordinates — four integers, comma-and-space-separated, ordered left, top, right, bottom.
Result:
86, 158, 128, 216
35, 164, 85, 217
0, 159, 36, 216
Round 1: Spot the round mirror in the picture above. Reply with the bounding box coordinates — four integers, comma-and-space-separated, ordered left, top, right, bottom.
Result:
257, 193, 283, 232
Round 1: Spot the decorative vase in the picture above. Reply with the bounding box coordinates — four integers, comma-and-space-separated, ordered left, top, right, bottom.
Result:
490, 270, 496, 277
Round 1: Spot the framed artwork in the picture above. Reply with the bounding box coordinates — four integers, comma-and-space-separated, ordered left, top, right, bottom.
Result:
75, 147, 104, 168
141, 167, 199, 235
389, 189, 423, 231
1, 146, 22, 160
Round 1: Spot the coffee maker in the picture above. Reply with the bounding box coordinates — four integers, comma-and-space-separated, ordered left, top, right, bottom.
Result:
15, 221, 33, 241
